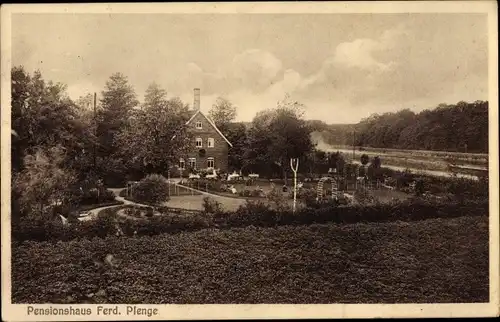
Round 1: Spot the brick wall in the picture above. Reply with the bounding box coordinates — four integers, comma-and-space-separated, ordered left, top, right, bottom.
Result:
179, 112, 229, 173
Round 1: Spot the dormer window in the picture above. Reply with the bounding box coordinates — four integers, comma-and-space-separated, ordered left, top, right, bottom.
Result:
196, 122, 202, 129
196, 138, 203, 147
207, 138, 214, 148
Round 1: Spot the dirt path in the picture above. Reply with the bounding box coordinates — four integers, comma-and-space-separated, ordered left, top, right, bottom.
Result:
78, 188, 152, 221
78, 184, 249, 221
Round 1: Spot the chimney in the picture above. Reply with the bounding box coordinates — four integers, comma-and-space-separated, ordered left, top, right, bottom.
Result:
193, 88, 200, 110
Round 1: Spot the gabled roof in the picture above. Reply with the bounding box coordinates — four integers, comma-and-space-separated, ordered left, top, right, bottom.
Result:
186, 110, 233, 147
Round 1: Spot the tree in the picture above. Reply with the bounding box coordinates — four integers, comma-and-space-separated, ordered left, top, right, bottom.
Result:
245, 95, 313, 182
225, 122, 248, 173
119, 83, 192, 177
13, 146, 77, 218
75, 93, 94, 112
360, 154, 370, 166
208, 97, 237, 132
318, 101, 488, 153
11, 67, 88, 172
96, 73, 139, 184
367, 156, 383, 181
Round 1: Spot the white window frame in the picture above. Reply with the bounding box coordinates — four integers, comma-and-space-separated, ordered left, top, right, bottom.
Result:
196, 121, 202, 129
195, 137, 203, 148
188, 158, 197, 169
179, 158, 185, 170
207, 157, 215, 169
207, 138, 215, 148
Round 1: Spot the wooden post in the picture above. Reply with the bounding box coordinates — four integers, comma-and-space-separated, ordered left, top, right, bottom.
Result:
290, 158, 299, 213
167, 169, 171, 197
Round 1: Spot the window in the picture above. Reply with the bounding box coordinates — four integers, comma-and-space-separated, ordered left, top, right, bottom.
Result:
207, 157, 215, 169
188, 158, 196, 169
179, 158, 185, 170
207, 138, 214, 148
196, 122, 202, 129
195, 138, 203, 147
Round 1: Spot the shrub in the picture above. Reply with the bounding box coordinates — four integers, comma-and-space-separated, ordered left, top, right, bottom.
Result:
250, 189, 263, 197
202, 196, 224, 214
238, 189, 252, 197
145, 208, 154, 217
132, 174, 170, 205
266, 188, 290, 212
118, 189, 127, 197
353, 188, 379, 205
414, 179, 425, 196
78, 188, 116, 205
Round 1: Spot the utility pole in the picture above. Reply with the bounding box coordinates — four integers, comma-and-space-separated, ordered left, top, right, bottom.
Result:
352, 130, 356, 160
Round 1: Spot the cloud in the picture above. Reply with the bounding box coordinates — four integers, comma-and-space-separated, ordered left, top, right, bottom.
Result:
230, 49, 283, 92
333, 38, 392, 71
14, 14, 486, 124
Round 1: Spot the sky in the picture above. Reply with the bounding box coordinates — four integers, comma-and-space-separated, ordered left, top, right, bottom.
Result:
12, 13, 488, 123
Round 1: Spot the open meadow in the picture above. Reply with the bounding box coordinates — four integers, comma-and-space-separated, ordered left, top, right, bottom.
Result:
324, 145, 488, 175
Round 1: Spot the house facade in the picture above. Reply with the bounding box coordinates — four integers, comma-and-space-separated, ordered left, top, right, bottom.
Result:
177, 88, 232, 175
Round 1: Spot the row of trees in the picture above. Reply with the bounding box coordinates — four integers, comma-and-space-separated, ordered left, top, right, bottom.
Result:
315, 102, 489, 153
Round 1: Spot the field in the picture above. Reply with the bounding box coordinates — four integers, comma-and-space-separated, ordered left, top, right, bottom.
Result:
321, 145, 488, 178
12, 214, 488, 304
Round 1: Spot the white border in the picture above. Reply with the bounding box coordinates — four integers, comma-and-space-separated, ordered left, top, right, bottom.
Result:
1, 2, 499, 320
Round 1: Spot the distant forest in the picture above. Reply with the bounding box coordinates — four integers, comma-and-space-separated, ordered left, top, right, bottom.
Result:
308, 101, 489, 153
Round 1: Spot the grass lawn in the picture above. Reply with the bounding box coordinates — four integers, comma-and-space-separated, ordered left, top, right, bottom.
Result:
12, 215, 488, 304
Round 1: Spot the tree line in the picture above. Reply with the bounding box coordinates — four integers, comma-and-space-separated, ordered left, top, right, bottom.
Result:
312, 101, 489, 153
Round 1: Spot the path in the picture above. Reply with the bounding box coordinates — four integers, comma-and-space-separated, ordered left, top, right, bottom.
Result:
78, 188, 151, 221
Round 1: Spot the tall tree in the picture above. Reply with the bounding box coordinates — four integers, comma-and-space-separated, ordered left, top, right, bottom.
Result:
119, 83, 191, 177
96, 73, 139, 184
208, 97, 237, 132
225, 122, 248, 173
245, 95, 313, 182
11, 66, 89, 173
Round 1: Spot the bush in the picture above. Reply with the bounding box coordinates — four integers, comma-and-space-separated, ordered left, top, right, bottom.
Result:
12, 196, 489, 243
202, 196, 224, 214
238, 189, 252, 197
118, 189, 127, 197
266, 188, 290, 212
353, 188, 379, 205
78, 188, 116, 205
145, 208, 154, 217
132, 174, 170, 205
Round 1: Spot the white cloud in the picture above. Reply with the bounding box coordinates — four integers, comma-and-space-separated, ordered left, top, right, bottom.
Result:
230, 49, 283, 90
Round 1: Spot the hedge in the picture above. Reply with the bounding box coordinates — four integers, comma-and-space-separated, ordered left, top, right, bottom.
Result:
12, 198, 489, 243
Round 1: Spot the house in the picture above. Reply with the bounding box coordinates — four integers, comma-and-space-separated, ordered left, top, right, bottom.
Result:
177, 88, 233, 175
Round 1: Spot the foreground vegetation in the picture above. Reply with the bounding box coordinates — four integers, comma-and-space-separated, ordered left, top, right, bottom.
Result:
12, 214, 488, 304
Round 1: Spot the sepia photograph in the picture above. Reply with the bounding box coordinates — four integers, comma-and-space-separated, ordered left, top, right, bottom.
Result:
1, 1, 499, 320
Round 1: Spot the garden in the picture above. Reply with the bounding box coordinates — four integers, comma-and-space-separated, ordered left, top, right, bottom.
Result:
12, 212, 489, 303
11, 162, 490, 304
